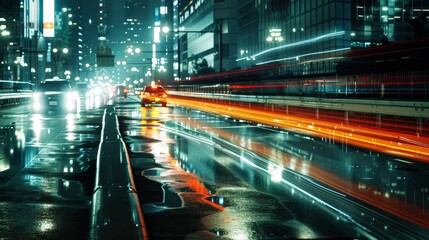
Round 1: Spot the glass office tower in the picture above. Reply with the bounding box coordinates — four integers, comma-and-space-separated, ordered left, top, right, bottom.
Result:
237, 0, 429, 76
177, 0, 238, 80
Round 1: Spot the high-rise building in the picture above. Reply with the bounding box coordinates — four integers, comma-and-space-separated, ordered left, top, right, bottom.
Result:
62, 0, 98, 82
0, 0, 46, 87
150, 0, 174, 84
58, 7, 83, 81
237, 0, 429, 76
92, 0, 155, 85
0, 1, 23, 83
115, 0, 153, 86
176, 0, 238, 80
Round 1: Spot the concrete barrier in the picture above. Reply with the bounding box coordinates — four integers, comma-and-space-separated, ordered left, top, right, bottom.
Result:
89, 104, 148, 240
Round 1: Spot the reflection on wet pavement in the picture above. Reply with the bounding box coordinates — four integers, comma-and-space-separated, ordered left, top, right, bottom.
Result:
0, 102, 104, 239
165, 109, 429, 233
118, 103, 368, 239
113, 97, 429, 239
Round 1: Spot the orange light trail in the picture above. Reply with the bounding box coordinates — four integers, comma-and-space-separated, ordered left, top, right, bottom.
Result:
169, 97, 429, 163
168, 104, 429, 230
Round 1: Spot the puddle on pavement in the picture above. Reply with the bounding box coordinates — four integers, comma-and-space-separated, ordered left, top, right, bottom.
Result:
130, 158, 157, 171
57, 179, 92, 201
143, 168, 166, 177
208, 228, 227, 237
142, 183, 183, 213
129, 143, 160, 156
125, 136, 162, 143
75, 141, 100, 149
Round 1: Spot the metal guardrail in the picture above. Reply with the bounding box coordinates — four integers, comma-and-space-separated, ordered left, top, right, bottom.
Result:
169, 91, 429, 118
0, 92, 32, 106
89, 104, 148, 240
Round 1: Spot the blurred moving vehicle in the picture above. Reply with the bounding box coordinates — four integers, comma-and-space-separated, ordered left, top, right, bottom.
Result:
76, 82, 89, 96
32, 79, 78, 113
114, 85, 128, 98
139, 85, 167, 107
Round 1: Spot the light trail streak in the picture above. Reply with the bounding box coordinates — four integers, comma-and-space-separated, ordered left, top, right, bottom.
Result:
164, 121, 361, 228
165, 107, 429, 230
255, 48, 350, 66
169, 97, 429, 162
0, 80, 35, 85
237, 31, 346, 61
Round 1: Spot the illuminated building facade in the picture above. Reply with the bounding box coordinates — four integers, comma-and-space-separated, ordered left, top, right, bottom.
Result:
108, 0, 152, 62
56, 7, 83, 81
237, 0, 429, 76
176, 0, 238, 80
0, 1, 23, 83
0, 0, 44, 86
0, 0, 86, 87
151, 0, 174, 84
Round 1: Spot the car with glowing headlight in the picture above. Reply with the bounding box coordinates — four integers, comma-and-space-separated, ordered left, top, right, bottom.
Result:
114, 84, 128, 98
139, 85, 167, 107
32, 79, 78, 113
76, 82, 89, 96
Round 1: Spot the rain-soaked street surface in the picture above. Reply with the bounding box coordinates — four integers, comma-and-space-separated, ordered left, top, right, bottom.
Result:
0, 95, 105, 239
115, 96, 429, 240
1, 94, 428, 239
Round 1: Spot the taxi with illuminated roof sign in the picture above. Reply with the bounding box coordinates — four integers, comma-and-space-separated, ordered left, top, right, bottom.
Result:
139, 85, 167, 107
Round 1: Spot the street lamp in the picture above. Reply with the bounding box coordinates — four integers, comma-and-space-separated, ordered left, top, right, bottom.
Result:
1, 30, 10, 37
126, 46, 142, 56
0, 18, 10, 37
162, 26, 170, 34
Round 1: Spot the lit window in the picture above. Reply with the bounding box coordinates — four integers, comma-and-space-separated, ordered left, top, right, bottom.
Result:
160, 6, 168, 15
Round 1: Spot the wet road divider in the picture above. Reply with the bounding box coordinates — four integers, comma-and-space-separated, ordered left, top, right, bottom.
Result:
89, 104, 148, 240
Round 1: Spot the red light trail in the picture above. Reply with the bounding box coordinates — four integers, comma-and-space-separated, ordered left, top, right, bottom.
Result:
169, 97, 429, 230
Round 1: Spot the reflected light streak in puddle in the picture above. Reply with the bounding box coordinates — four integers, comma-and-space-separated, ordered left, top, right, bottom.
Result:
268, 163, 283, 182
144, 136, 225, 211
39, 205, 55, 232
66, 114, 75, 141
31, 114, 43, 145
40, 219, 54, 232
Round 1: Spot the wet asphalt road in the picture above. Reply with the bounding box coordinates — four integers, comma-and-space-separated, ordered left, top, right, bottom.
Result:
116, 100, 355, 239
0, 96, 105, 239
0, 94, 428, 239
116, 96, 429, 240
